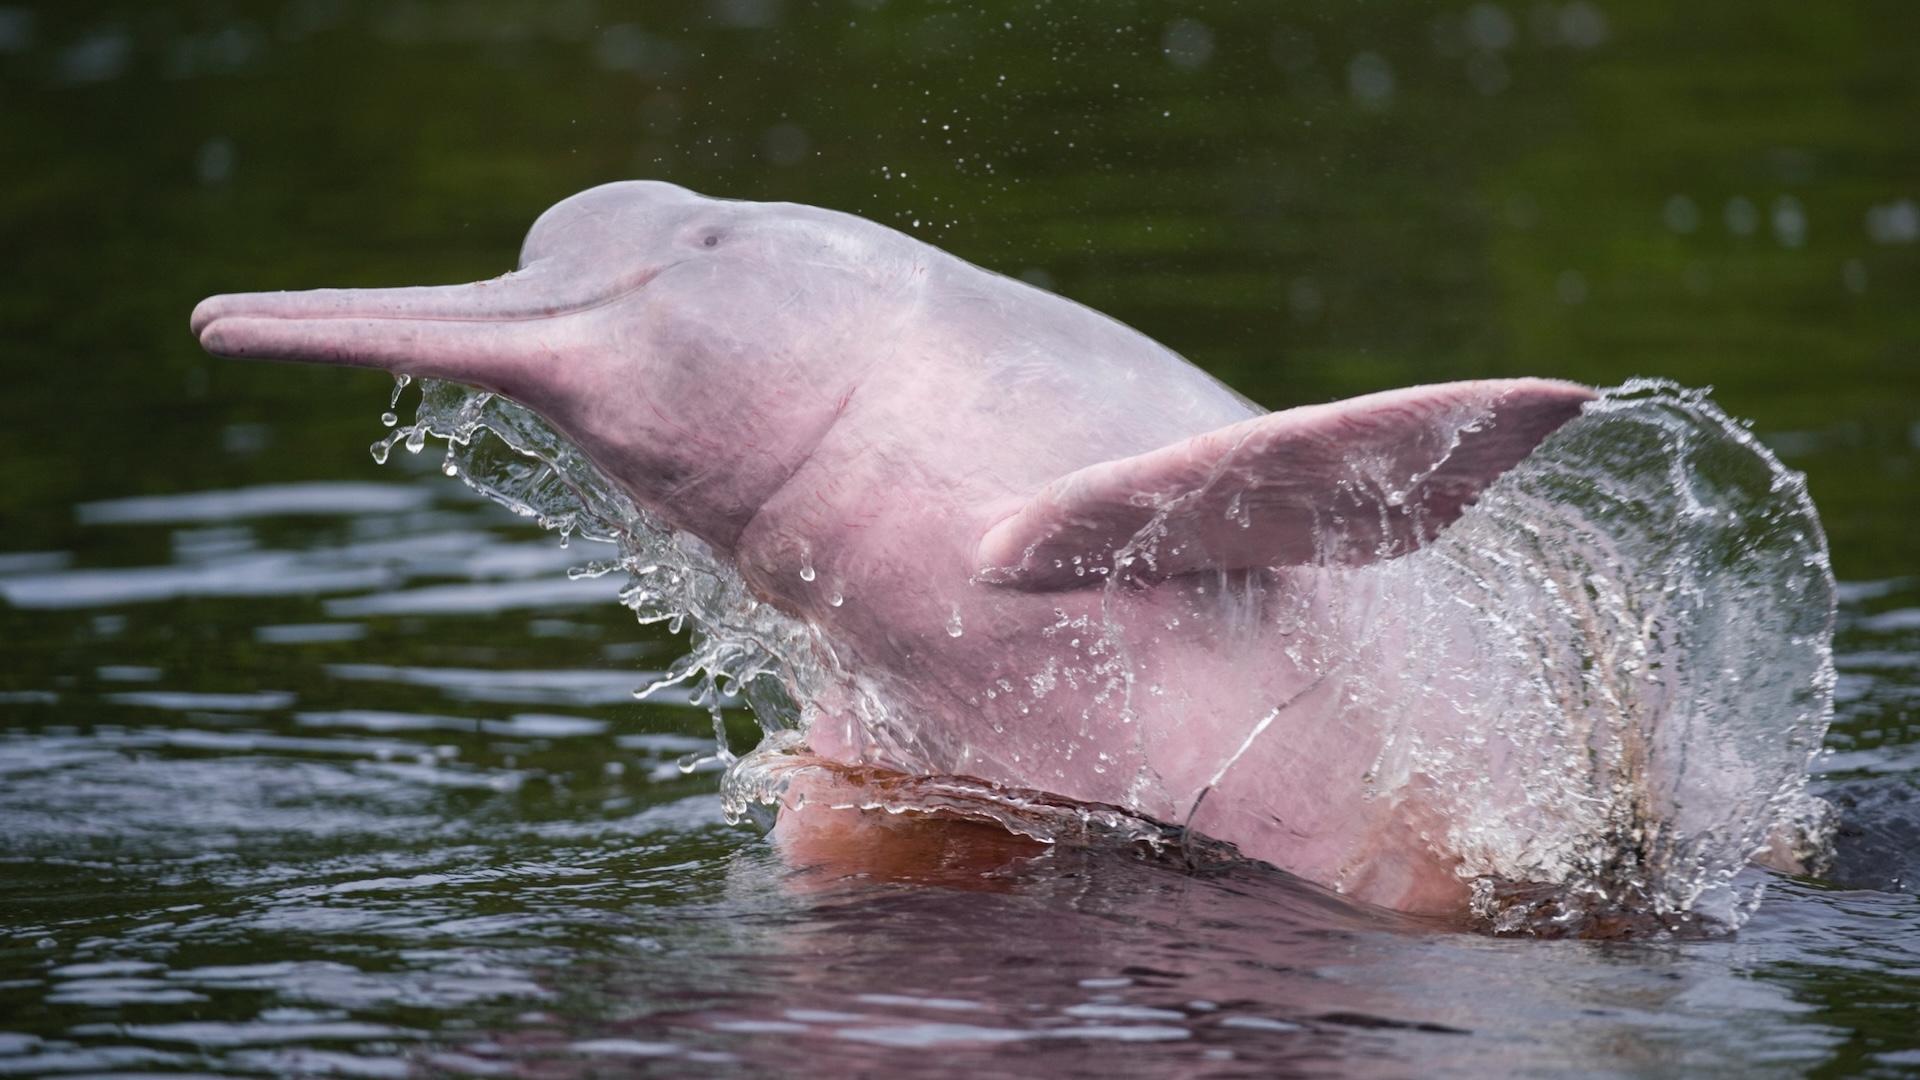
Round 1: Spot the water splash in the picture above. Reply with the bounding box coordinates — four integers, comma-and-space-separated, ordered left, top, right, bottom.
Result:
1419, 379, 1835, 931
386, 377, 1833, 934
383, 379, 914, 773
1266, 379, 1829, 932
1148, 379, 1831, 932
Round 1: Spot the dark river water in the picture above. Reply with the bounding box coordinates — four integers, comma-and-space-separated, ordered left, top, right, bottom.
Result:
4, 1, 1920, 1076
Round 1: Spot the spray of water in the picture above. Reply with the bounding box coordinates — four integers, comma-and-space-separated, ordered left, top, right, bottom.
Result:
1306, 380, 1835, 931
379, 377, 1834, 934
373, 377, 904, 772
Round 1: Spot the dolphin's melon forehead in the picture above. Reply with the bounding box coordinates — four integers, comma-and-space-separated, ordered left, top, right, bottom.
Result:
517, 181, 900, 270
518, 180, 714, 266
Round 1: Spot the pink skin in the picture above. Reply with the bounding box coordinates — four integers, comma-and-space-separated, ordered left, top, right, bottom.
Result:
193, 181, 1595, 914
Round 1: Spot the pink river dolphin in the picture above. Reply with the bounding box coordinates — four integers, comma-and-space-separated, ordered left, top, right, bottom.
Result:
193, 180, 1601, 916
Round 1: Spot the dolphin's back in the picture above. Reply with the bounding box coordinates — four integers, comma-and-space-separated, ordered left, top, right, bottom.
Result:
907, 256, 1263, 485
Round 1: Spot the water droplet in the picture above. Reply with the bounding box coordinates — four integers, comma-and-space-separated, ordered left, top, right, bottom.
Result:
381, 411, 398, 427
828, 591, 844, 607
404, 426, 427, 454
441, 455, 459, 476
1225, 490, 1252, 527
799, 560, 816, 582
947, 606, 964, 637
389, 372, 412, 407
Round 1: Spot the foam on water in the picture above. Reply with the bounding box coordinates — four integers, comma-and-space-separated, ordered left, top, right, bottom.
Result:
391, 377, 1835, 933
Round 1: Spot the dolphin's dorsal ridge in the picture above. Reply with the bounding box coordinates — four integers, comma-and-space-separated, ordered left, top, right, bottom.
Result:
975, 378, 1596, 591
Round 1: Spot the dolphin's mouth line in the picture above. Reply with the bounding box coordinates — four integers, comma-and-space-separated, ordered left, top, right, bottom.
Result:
338, 261, 681, 324
193, 259, 689, 337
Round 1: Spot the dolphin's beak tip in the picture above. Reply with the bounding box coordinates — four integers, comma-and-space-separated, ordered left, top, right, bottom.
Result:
189, 295, 226, 342
191, 297, 257, 359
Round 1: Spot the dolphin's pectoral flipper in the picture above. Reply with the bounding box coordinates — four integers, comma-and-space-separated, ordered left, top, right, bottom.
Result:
975, 378, 1595, 591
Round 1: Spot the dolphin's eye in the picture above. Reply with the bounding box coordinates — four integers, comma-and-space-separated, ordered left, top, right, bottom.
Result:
703, 234, 719, 247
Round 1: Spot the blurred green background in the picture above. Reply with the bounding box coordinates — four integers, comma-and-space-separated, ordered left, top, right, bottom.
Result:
2, 0, 1916, 574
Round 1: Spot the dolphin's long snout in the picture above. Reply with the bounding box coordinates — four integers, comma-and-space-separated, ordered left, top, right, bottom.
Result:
191, 260, 664, 378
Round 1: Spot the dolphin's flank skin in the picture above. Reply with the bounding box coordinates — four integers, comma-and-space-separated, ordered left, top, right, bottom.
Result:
195, 181, 1596, 914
